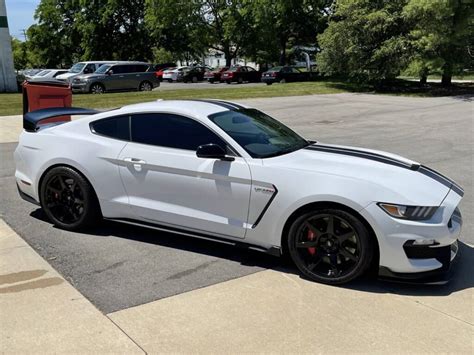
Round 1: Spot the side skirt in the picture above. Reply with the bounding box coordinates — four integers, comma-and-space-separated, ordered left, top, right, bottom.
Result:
105, 217, 282, 257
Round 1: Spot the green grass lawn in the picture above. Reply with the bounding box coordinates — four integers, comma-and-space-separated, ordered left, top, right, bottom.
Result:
1, 79, 472, 116
0, 81, 349, 116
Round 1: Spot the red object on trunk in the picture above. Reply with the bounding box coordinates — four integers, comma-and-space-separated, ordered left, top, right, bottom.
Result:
22, 80, 72, 125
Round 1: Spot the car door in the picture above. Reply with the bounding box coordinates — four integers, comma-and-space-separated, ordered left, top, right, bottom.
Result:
118, 112, 252, 239
129, 65, 148, 89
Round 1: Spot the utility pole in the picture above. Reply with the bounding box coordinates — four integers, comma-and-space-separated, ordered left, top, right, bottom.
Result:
0, 0, 17, 92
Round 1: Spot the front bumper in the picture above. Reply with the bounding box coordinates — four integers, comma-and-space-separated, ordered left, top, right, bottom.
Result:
71, 82, 89, 93
378, 241, 459, 284
361, 188, 463, 282
261, 77, 277, 84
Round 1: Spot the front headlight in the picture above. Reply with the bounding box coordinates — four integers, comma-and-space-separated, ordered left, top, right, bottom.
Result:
378, 203, 437, 221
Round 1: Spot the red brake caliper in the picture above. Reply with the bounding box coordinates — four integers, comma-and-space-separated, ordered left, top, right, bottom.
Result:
307, 229, 316, 255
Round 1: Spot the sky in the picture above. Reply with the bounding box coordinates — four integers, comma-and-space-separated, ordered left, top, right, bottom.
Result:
5, 0, 40, 40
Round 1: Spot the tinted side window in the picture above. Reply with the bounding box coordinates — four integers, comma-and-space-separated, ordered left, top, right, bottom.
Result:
131, 113, 226, 151
91, 115, 130, 140
113, 65, 126, 74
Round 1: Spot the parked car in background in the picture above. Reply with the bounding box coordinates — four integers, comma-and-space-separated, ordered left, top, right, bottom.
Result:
221, 66, 261, 84
163, 66, 190, 82
181, 66, 213, 83
152, 63, 176, 81
56, 61, 114, 83
23, 69, 43, 79
261, 66, 309, 85
161, 67, 177, 82
71, 62, 159, 94
204, 67, 229, 83
29, 69, 69, 81
155, 67, 173, 81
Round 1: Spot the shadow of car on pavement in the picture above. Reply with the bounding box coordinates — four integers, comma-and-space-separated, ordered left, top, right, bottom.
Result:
30, 208, 473, 296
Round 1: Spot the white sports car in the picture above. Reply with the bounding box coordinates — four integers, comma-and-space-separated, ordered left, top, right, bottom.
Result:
15, 99, 463, 284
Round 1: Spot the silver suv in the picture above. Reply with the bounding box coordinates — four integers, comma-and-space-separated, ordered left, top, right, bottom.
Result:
71, 62, 159, 94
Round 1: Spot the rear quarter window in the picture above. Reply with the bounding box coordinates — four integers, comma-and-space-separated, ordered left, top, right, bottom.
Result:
90, 115, 130, 141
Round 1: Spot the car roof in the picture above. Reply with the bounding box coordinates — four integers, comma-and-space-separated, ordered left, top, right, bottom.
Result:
89, 99, 250, 122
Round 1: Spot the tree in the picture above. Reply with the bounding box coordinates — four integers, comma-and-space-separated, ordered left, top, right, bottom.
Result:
317, 0, 411, 83
403, 0, 474, 85
250, 0, 331, 66
27, 0, 83, 67
146, 0, 255, 66
76, 0, 153, 61
11, 37, 28, 70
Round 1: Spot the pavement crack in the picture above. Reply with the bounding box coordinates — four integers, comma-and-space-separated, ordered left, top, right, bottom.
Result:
105, 315, 148, 355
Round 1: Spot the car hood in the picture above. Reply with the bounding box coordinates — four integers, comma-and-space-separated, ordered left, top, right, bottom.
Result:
264, 142, 463, 206
74, 73, 105, 80
55, 72, 76, 79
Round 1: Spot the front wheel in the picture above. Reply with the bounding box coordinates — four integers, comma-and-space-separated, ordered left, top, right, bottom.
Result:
40, 166, 101, 231
90, 83, 104, 94
287, 208, 374, 285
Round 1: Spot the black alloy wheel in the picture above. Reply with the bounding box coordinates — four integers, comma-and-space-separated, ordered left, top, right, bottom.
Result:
40, 166, 101, 230
288, 209, 374, 284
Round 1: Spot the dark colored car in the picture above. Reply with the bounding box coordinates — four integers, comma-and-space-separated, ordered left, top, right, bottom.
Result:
72, 62, 159, 94
204, 67, 229, 83
181, 66, 211, 83
221, 66, 261, 84
261, 66, 309, 85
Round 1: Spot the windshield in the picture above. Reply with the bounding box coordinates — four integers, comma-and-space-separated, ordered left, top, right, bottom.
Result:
268, 66, 282, 72
69, 63, 86, 73
95, 64, 112, 74
209, 109, 309, 158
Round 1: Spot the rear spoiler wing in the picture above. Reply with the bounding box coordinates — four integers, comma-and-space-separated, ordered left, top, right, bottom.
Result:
23, 107, 99, 132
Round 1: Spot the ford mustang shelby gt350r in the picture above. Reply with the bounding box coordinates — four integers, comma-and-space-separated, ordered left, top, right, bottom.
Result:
15, 99, 463, 284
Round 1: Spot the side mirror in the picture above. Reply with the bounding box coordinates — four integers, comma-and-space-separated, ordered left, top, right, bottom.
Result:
196, 144, 234, 161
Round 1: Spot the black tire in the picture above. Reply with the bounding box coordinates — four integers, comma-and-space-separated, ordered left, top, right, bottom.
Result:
238, 77, 243, 84
139, 81, 152, 91
226, 80, 231, 84
266, 82, 272, 86
40, 166, 101, 231
192, 76, 198, 83
90, 83, 105, 94
287, 208, 374, 285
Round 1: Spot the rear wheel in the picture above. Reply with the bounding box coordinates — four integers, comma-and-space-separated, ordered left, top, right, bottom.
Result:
90, 83, 104, 94
139, 81, 152, 91
238, 77, 243, 84
266, 82, 272, 86
287, 208, 374, 284
40, 166, 101, 231
192, 76, 198, 83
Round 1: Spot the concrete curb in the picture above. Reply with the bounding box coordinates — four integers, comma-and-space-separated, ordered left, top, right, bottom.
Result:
0, 219, 145, 353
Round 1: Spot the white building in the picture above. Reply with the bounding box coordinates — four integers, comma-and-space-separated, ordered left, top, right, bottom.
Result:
0, 0, 17, 92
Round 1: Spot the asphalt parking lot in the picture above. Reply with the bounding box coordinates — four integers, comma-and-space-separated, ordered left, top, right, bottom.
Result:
0, 93, 472, 316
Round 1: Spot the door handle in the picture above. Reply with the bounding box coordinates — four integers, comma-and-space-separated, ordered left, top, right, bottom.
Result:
123, 157, 146, 164
123, 157, 146, 172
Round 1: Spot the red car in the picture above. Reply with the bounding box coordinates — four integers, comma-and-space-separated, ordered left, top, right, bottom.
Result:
221, 65, 261, 84
204, 67, 229, 83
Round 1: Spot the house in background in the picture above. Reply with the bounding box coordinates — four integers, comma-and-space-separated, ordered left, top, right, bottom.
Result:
177, 49, 258, 69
